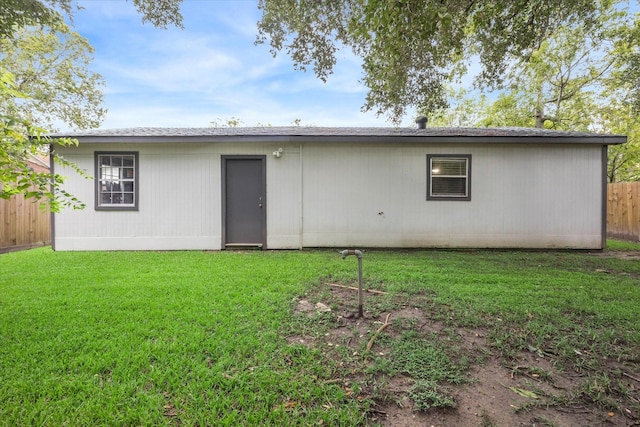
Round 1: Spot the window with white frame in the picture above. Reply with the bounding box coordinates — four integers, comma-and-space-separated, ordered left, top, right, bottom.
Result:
95, 152, 138, 210
427, 155, 471, 201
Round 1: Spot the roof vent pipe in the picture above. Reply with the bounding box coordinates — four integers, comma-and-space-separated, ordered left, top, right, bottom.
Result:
416, 116, 428, 129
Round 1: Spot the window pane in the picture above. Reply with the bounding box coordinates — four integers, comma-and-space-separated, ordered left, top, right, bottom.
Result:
432, 177, 467, 196
100, 156, 111, 166
123, 193, 134, 204
122, 156, 134, 167
111, 157, 122, 167
101, 167, 116, 180
122, 167, 134, 179
432, 159, 466, 176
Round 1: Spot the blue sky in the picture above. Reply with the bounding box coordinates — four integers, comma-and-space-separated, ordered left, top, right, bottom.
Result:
69, 0, 415, 130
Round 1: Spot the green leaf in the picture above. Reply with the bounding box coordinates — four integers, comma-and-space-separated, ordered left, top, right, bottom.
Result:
509, 387, 540, 399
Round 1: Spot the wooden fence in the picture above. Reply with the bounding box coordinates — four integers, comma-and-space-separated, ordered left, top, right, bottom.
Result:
0, 193, 50, 252
607, 182, 640, 242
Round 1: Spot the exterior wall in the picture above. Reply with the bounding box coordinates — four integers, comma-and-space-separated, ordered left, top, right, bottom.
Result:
301, 143, 603, 249
54, 142, 301, 250
54, 140, 604, 250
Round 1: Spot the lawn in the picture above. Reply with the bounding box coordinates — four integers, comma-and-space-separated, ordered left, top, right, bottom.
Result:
1, 243, 639, 426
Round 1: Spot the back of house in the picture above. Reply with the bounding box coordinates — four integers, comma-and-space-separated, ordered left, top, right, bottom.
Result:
51, 126, 626, 251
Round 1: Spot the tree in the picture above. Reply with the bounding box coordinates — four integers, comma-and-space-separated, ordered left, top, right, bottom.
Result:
606, 14, 640, 181
605, 125, 640, 183
482, 3, 625, 130
598, 97, 640, 183
427, 88, 488, 128
210, 117, 307, 127
486, 4, 640, 181
0, 22, 106, 131
619, 14, 640, 112
432, 1, 627, 131
3, 0, 612, 124
0, 0, 182, 211
0, 71, 86, 210
0, 0, 183, 37
0, 1, 109, 210
0, 0, 68, 39
210, 117, 245, 128
0, 20, 105, 210
255, 0, 605, 123
424, 3, 640, 181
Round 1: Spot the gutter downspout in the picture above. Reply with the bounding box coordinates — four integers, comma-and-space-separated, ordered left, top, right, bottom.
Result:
340, 249, 364, 317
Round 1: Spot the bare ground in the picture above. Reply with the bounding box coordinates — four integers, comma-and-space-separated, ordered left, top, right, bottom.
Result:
289, 282, 640, 427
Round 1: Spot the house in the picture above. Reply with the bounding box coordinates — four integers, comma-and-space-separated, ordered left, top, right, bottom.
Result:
50, 126, 626, 251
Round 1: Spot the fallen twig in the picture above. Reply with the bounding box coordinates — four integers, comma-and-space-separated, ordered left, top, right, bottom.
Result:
511, 365, 544, 382
366, 313, 392, 351
329, 283, 387, 295
623, 372, 640, 383
555, 407, 592, 414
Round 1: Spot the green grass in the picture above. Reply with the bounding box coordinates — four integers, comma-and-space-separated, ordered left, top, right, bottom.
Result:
606, 238, 640, 251
1, 242, 639, 425
0, 250, 364, 426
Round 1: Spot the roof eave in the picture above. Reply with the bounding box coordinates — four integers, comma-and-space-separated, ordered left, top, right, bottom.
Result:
53, 134, 628, 145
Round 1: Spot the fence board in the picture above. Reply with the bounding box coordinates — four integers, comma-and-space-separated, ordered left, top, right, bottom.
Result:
0, 192, 50, 250
607, 182, 640, 242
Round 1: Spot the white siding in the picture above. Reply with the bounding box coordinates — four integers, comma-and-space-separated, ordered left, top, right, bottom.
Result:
54, 142, 301, 250
265, 145, 302, 249
301, 143, 603, 249
54, 140, 604, 250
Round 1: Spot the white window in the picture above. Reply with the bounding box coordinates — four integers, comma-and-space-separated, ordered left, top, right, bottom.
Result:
95, 152, 138, 210
427, 155, 471, 201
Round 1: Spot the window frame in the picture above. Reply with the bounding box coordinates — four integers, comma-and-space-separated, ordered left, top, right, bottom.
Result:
95, 151, 139, 211
426, 154, 472, 201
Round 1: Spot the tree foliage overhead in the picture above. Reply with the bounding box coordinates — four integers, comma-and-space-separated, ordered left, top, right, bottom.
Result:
0, 22, 106, 131
2, 0, 638, 196
256, 0, 603, 122
485, 3, 627, 129
129, 0, 184, 29
618, 13, 640, 112
424, 0, 640, 182
0, 0, 186, 210
0, 71, 86, 210
0, 0, 105, 210
0, 0, 183, 36
0, 0, 68, 39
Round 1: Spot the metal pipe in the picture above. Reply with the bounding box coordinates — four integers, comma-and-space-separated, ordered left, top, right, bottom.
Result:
340, 249, 364, 317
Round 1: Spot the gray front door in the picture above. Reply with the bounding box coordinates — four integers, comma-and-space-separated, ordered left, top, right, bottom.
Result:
222, 156, 266, 248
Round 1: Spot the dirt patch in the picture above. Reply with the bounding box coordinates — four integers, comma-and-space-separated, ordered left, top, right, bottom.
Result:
591, 250, 640, 260
289, 284, 639, 427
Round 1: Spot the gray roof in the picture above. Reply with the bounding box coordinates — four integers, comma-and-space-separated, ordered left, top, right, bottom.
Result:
52, 126, 627, 145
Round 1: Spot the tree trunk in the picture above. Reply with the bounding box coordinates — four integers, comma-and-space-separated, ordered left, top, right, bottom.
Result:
535, 86, 545, 128
535, 106, 545, 128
